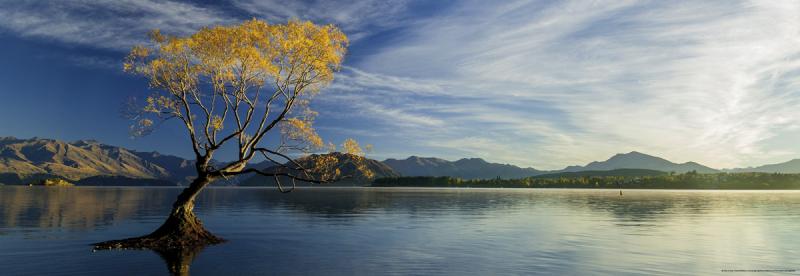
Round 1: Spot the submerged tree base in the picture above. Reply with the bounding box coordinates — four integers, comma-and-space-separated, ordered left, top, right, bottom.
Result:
92, 230, 225, 251
93, 201, 222, 275
93, 203, 225, 251
94, 236, 214, 276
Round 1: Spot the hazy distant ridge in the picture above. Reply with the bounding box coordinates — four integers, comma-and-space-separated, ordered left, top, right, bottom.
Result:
557, 151, 719, 174
381, 152, 720, 180
4, 137, 800, 185
383, 156, 542, 179
726, 159, 800, 174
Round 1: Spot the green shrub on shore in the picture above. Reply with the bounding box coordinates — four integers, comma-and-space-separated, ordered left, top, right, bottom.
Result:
31, 178, 74, 187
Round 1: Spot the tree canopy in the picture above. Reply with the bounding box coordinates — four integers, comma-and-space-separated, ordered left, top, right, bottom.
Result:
123, 19, 370, 191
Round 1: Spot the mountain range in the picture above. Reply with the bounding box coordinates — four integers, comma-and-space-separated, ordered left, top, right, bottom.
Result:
0, 137, 195, 185
239, 152, 400, 186
383, 156, 542, 179
559, 151, 719, 174
726, 159, 800, 174
1, 136, 799, 186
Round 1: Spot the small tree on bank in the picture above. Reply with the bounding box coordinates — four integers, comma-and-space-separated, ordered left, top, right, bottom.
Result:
95, 19, 371, 250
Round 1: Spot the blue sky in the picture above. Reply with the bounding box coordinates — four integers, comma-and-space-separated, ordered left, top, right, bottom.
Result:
0, 0, 799, 170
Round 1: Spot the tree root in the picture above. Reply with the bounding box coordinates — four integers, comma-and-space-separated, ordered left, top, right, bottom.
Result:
93, 206, 225, 251
92, 231, 225, 251
94, 235, 215, 276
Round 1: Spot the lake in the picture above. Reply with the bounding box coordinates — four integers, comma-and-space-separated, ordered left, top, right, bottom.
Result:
1, 186, 798, 275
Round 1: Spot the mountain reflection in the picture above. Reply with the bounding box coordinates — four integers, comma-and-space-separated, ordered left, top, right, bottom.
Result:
2, 187, 799, 275
253, 188, 527, 217
248, 189, 719, 221
2, 187, 792, 231
0, 186, 170, 230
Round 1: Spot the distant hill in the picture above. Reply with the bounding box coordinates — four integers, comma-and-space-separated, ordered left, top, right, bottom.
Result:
130, 151, 197, 185
559, 151, 719, 174
533, 168, 668, 178
7, 136, 800, 186
383, 156, 542, 179
0, 137, 195, 185
240, 152, 399, 186
727, 159, 800, 174
0, 137, 397, 187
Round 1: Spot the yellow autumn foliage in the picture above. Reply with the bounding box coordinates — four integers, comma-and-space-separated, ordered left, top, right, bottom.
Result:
124, 19, 372, 183
282, 117, 324, 149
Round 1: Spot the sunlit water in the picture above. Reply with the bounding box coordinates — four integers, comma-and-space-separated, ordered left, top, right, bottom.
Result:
1, 186, 799, 275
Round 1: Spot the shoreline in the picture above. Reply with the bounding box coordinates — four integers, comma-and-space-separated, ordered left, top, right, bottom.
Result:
4, 185, 800, 191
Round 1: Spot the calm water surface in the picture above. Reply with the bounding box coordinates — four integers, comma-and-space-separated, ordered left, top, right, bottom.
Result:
0, 186, 798, 275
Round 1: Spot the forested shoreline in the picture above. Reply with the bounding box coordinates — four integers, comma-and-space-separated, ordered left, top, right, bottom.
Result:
372, 171, 800, 189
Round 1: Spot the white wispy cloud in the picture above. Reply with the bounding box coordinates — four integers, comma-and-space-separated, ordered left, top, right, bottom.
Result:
329, 67, 445, 95
0, 0, 233, 50
232, 0, 411, 41
321, 0, 800, 169
0, 0, 411, 50
2, 1, 799, 169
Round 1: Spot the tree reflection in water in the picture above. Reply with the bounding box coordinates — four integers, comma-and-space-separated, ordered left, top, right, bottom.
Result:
4, 187, 798, 275
152, 245, 206, 276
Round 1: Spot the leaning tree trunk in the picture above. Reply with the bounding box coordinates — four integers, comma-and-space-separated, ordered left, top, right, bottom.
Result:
94, 175, 225, 250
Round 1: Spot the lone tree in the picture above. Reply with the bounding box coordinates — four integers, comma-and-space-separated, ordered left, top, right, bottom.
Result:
95, 19, 372, 250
